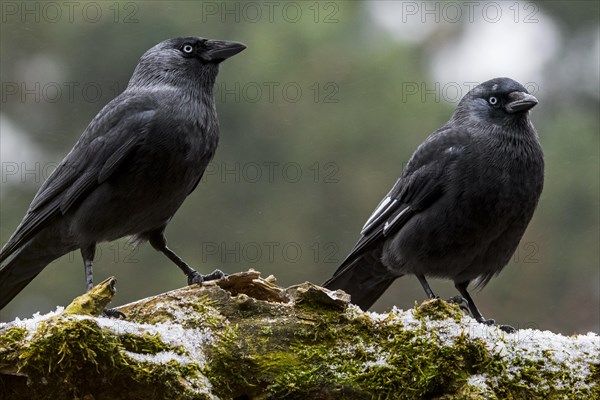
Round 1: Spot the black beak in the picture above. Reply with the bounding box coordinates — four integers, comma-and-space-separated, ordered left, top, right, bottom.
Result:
203, 40, 246, 62
505, 91, 538, 114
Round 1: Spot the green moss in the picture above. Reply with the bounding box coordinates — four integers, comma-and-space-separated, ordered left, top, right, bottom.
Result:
0, 326, 27, 363
342, 329, 495, 398
203, 324, 248, 396
204, 299, 498, 399
0, 326, 27, 344
589, 364, 600, 398
414, 298, 464, 322
178, 294, 224, 329
489, 350, 600, 399
120, 332, 184, 355
204, 293, 599, 400
19, 318, 120, 379
121, 293, 222, 329
4, 278, 596, 399
62, 276, 117, 316
12, 317, 209, 400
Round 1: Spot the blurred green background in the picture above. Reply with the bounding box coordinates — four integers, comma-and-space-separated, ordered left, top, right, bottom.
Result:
0, 1, 598, 334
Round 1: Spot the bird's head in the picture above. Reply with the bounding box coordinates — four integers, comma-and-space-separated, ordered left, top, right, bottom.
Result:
454, 77, 538, 125
129, 36, 246, 89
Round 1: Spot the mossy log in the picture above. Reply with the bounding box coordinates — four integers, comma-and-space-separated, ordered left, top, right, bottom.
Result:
0, 270, 598, 399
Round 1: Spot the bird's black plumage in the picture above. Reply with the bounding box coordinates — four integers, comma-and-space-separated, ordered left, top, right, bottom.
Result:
0, 37, 246, 311
324, 78, 544, 328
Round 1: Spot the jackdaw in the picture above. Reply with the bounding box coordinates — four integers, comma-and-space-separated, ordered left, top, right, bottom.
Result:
0, 37, 246, 311
324, 77, 544, 329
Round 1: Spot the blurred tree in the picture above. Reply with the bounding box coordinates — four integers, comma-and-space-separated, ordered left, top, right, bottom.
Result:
0, 1, 598, 334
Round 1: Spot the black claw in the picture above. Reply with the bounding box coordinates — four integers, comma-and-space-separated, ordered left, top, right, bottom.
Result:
499, 324, 516, 334
187, 269, 226, 285
187, 271, 204, 285
103, 308, 126, 319
447, 295, 464, 303
473, 315, 515, 332
204, 269, 226, 281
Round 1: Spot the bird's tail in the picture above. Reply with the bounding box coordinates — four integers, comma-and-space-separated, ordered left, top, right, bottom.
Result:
323, 253, 399, 310
0, 234, 74, 310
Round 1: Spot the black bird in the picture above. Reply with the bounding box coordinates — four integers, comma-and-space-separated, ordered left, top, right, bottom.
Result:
324, 78, 544, 328
0, 37, 246, 311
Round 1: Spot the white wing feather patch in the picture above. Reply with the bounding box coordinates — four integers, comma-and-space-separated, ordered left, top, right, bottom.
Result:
361, 197, 397, 235
383, 206, 411, 236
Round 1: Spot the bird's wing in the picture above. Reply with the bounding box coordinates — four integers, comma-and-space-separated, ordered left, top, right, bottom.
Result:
187, 170, 207, 195
0, 103, 156, 264
330, 126, 469, 278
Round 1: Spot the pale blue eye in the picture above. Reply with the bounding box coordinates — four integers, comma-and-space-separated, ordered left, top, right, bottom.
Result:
488, 96, 498, 105
182, 44, 193, 54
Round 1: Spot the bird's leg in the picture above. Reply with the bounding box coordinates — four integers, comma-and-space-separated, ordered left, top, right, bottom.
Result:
454, 281, 515, 333
148, 231, 225, 285
454, 281, 488, 322
81, 244, 96, 292
81, 243, 124, 318
416, 274, 439, 299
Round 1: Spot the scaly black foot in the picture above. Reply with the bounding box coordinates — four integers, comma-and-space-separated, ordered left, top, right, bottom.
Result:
103, 308, 126, 319
498, 324, 516, 333
452, 283, 516, 333
476, 316, 516, 334
204, 269, 226, 281
480, 318, 496, 325
187, 269, 226, 285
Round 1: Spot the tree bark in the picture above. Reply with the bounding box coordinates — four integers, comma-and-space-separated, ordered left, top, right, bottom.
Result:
1, 270, 598, 399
